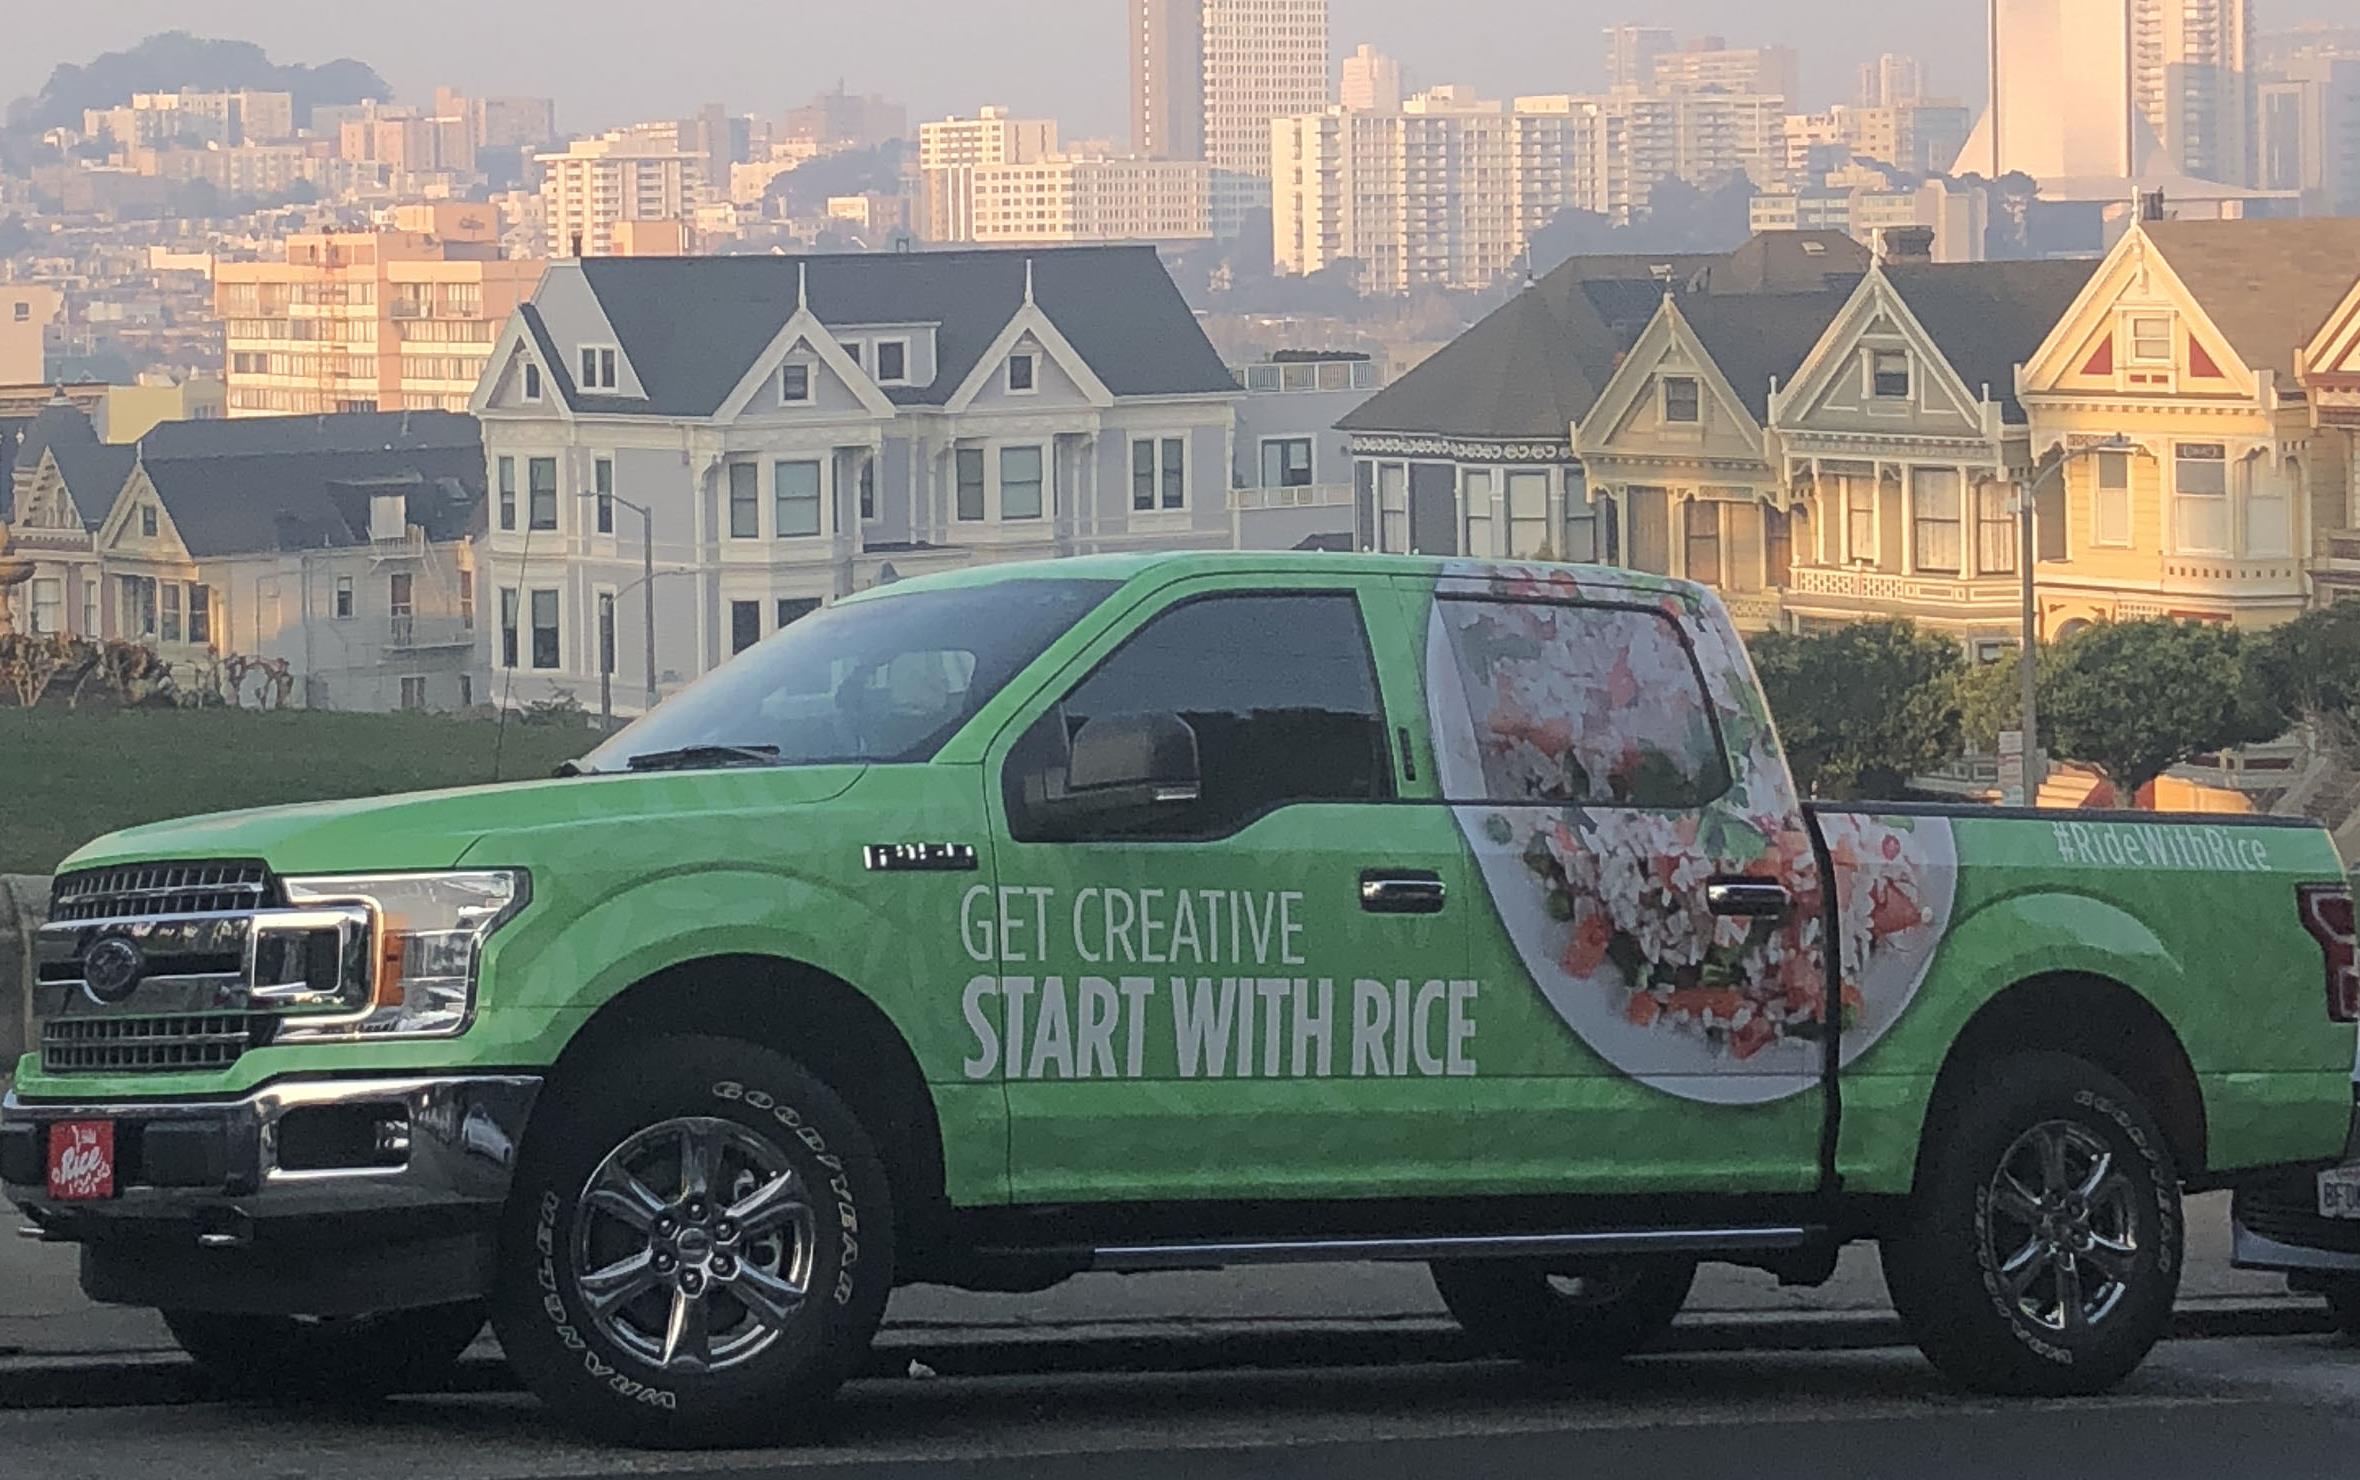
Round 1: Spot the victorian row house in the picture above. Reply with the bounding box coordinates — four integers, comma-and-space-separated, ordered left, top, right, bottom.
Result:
5, 406, 484, 711
471, 247, 1268, 714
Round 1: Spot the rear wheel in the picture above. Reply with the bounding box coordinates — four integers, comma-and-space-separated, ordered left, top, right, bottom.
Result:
1883, 1050, 2182, 1396
163, 1303, 485, 1400
1431, 1256, 1696, 1363
491, 1034, 894, 1447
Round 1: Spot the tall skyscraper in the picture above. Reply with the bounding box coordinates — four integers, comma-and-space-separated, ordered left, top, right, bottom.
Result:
2133, 0, 2254, 185
1603, 24, 1677, 90
1858, 53, 1928, 108
1132, 0, 1206, 160
1340, 44, 1406, 112
1200, 0, 1330, 181
1976, 0, 2140, 180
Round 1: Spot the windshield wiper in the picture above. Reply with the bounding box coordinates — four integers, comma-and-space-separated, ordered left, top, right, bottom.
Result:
622, 743, 783, 773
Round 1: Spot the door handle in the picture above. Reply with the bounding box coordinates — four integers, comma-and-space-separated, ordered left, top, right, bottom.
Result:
1361, 870, 1447, 915
1706, 879, 1791, 919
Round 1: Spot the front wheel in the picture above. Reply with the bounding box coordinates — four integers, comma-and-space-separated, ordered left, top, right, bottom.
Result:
163, 1302, 485, 1399
491, 1035, 895, 1447
1882, 1050, 2183, 1396
1431, 1256, 1696, 1363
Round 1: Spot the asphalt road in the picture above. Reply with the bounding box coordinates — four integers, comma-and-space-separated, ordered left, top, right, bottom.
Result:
3, 1331, 2356, 1480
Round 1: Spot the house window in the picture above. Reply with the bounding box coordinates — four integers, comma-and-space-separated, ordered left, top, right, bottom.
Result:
1682, 500, 1722, 585
594, 459, 614, 533
29, 578, 61, 635
728, 462, 760, 538
187, 585, 211, 645
1845, 476, 1876, 562
522, 362, 542, 400
389, 571, 414, 625
1662, 375, 1700, 424
120, 576, 157, 638
781, 363, 810, 403
460, 674, 473, 706
1871, 349, 1910, 399
500, 588, 519, 667
1911, 468, 1963, 573
956, 448, 986, 521
1006, 353, 1036, 393
1506, 470, 1551, 558
1765, 508, 1792, 587
859, 456, 877, 521
2094, 451, 2132, 547
140, 506, 158, 537
2173, 442, 2229, 553
843, 342, 863, 371
1261, 437, 1313, 489
333, 574, 354, 620
400, 676, 428, 711
498, 457, 516, 530
777, 597, 820, 630
528, 457, 558, 530
874, 339, 907, 384
10, 302, 26, 322
159, 582, 182, 642
774, 460, 823, 537
1463, 469, 1494, 556
1564, 485, 1607, 564
459, 569, 475, 629
529, 588, 560, 669
1152, 436, 1184, 510
1978, 483, 2018, 573
1000, 445, 1044, 520
1377, 463, 1408, 551
730, 599, 761, 656
579, 346, 617, 391
2130, 314, 2172, 363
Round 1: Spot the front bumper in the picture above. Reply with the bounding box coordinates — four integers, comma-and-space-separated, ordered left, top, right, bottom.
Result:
2, 1074, 538, 1314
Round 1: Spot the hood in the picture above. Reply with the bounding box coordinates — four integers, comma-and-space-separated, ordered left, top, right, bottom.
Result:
59, 766, 869, 878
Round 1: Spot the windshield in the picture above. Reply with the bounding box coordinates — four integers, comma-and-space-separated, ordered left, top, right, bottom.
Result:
579, 578, 1118, 773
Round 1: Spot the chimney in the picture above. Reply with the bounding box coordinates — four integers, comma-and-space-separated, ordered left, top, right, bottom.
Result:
1880, 226, 1935, 265
2139, 189, 2167, 222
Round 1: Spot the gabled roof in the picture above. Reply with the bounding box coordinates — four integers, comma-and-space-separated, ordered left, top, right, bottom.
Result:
2141, 220, 2360, 388
14, 400, 97, 472
1673, 289, 1859, 422
1690, 231, 1871, 295
1885, 259, 2102, 421
50, 443, 137, 529
548, 247, 1233, 418
137, 445, 485, 557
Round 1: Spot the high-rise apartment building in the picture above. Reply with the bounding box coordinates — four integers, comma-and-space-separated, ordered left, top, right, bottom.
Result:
1132, 0, 1207, 159
2133, 0, 2254, 184
434, 88, 559, 149
537, 136, 705, 258
83, 90, 295, 150
215, 209, 545, 417
957, 156, 1213, 244
1858, 53, 1928, 107
1200, 0, 1330, 180
917, 107, 1060, 240
1785, 102, 1974, 177
783, 86, 908, 150
2255, 44, 2360, 214
1603, 25, 1677, 90
1651, 39, 1800, 103
1341, 44, 1407, 112
1975, 0, 2141, 180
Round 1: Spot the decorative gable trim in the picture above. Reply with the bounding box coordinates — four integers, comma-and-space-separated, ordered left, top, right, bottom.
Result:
2019, 225, 2259, 403
470, 314, 576, 422
944, 292, 1116, 414
2299, 276, 2360, 389
1571, 296, 1762, 464
93, 463, 194, 561
715, 304, 898, 421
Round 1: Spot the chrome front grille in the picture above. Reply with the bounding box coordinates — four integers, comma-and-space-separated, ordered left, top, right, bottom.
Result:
39, 1014, 263, 1074
50, 862, 274, 923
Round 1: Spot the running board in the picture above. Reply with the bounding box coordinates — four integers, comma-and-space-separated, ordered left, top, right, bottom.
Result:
1074, 1225, 1823, 1273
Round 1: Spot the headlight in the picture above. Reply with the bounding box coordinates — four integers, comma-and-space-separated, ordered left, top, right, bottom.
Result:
272, 871, 527, 1042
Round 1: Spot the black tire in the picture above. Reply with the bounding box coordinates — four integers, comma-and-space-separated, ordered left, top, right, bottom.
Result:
491, 1034, 895, 1448
2327, 1278, 2360, 1341
163, 1302, 485, 1400
1431, 1256, 1696, 1363
1881, 1050, 2183, 1397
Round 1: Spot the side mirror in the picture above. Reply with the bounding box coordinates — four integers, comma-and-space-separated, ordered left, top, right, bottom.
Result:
1019, 710, 1200, 837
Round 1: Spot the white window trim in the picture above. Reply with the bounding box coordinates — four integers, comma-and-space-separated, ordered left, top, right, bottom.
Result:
1865, 346, 1912, 402
332, 574, 355, 622
1659, 373, 1702, 426
871, 337, 911, 386
2127, 312, 2173, 365
1257, 435, 1315, 490
521, 359, 543, 402
2169, 441, 2232, 556
527, 585, 563, 672
398, 674, 429, 712
772, 457, 827, 541
578, 343, 619, 392
2092, 452, 2134, 549
995, 441, 1049, 522
726, 460, 765, 541
1005, 352, 1038, 395
779, 361, 812, 404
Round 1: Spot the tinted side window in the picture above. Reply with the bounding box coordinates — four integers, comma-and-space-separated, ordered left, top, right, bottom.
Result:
1010, 592, 1393, 840
1436, 598, 1728, 807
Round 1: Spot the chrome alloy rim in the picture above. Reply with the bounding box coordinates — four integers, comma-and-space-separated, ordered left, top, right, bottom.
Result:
570, 1116, 817, 1374
1985, 1119, 2140, 1335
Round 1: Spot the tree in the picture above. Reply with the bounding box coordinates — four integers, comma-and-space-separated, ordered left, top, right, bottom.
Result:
1751, 619, 1965, 799
765, 140, 905, 217
2043, 619, 2284, 806
2249, 602, 2360, 757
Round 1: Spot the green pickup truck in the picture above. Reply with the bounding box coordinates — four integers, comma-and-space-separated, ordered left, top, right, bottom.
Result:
8, 553, 2358, 1444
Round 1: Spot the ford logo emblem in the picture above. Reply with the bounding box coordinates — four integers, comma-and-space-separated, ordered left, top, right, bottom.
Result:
82, 937, 147, 1004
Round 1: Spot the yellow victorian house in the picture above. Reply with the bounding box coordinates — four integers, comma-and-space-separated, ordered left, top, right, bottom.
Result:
2017, 218, 2360, 634
2298, 273, 2360, 601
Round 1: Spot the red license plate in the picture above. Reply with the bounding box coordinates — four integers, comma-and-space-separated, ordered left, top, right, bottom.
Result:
47, 1120, 116, 1201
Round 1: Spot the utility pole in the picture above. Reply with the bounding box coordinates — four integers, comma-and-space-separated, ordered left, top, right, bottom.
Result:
2016, 435, 2139, 805
579, 489, 665, 725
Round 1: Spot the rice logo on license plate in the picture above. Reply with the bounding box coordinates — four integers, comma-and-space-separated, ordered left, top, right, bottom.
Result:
2320, 1166, 2360, 1221
47, 1121, 115, 1201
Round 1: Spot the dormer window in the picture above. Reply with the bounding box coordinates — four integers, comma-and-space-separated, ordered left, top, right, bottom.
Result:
874, 338, 908, 385
781, 363, 811, 403
2130, 315, 2172, 364
1871, 349, 1910, 399
522, 361, 542, 401
579, 345, 617, 391
1007, 353, 1036, 393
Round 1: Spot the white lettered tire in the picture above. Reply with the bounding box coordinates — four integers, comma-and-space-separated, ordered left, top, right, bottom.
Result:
492, 1035, 894, 1446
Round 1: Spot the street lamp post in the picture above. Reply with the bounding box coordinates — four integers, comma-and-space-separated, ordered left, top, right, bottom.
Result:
578, 490, 661, 728
2015, 435, 2138, 804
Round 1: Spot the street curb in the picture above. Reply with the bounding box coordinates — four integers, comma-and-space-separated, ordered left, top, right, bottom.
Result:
0, 1298, 2339, 1412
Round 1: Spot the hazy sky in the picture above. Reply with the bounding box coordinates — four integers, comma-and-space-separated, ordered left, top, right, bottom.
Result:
7, 2, 2350, 138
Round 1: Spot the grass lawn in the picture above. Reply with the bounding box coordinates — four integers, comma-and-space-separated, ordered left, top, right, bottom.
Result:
0, 708, 598, 876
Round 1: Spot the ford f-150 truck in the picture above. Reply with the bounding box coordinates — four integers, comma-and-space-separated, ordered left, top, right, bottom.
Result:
7, 553, 2358, 1445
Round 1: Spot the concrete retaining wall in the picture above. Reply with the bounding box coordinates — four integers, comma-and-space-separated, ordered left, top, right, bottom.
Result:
1, 875, 47, 1082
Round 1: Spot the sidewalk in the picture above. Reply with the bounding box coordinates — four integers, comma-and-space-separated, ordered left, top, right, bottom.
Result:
0, 1192, 2313, 1367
